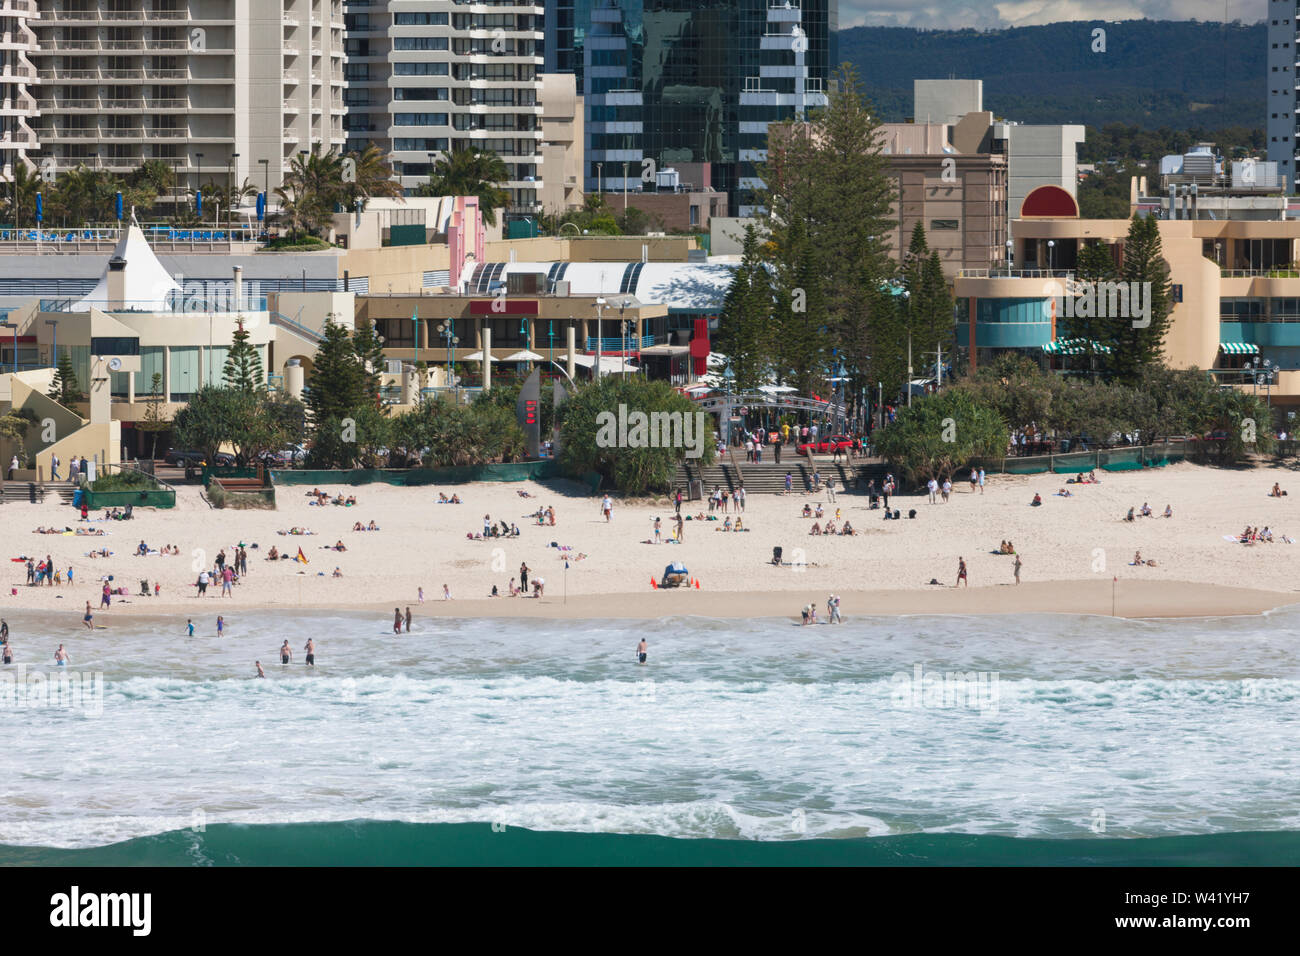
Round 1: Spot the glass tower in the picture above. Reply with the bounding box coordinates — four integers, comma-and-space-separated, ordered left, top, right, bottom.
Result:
561, 0, 836, 216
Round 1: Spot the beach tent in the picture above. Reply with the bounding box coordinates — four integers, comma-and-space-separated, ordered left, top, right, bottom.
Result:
71, 224, 181, 312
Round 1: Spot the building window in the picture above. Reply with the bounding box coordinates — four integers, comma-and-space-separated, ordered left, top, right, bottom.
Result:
930, 220, 960, 230
394, 12, 448, 25
393, 37, 449, 51
394, 113, 449, 127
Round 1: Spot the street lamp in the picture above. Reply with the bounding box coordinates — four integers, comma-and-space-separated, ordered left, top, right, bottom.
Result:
619, 297, 631, 378
902, 289, 913, 407
259, 157, 269, 208
596, 162, 603, 196
436, 321, 459, 386
228, 152, 240, 229
1047, 239, 1055, 275
1005, 238, 1014, 276
594, 296, 606, 380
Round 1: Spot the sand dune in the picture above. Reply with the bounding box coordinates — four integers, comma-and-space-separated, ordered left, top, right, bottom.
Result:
4, 461, 1299, 623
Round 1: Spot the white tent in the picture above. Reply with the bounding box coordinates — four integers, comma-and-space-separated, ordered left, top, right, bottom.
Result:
72, 224, 181, 312
502, 350, 544, 362
758, 384, 797, 395
571, 355, 638, 374
464, 351, 500, 363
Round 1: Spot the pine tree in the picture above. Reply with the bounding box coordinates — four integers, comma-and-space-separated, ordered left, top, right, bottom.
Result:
351, 319, 387, 405
47, 352, 85, 405
716, 224, 772, 392
1111, 213, 1174, 383
222, 318, 265, 391
305, 319, 365, 426
919, 251, 954, 374
1068, 240, 1120, 378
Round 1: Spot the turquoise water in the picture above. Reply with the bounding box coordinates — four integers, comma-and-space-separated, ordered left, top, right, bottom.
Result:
2, 608, 1298, 865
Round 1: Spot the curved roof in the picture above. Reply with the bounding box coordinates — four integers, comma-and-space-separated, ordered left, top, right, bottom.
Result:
466, 260, 736, 311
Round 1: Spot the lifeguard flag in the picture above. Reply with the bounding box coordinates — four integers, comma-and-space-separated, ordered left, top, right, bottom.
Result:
295, 547, 308, 564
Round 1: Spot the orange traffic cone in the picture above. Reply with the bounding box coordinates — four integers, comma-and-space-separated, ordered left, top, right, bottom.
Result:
694, 578, 700, 590
651, 577, 658, 589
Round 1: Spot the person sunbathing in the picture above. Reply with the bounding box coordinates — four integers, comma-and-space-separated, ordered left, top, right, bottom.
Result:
842, 521, 855, 536
809, 522, 822, 536
824, 520, 837, 535
1140, 502, 1152, 517
517, 490, 533, 498
267, 546, 280, 560
721, 517, 732, 532
439, 492, 450, 502
1031, 493, 1042, 507
1162, 504, 1173, 518
333, 540, 347, 551
546, 506, 556, 526
331, 495, 345, 506
1087, 470, 1099, 483
1057, 488, 1072, 497
1125, 507, 1136, 522
450, 494, 461, 504
346, 496, 357, 506
1271, 483, 1284, 498
814, 504, 824, 518
1133, 550, 1145, 566
1262, 526, 1274, 542
368, 520, 378, 531
802, 504, 812, 518
999, 540, 1009, 554
353, 522, 364, 531
333, 567, 343, 577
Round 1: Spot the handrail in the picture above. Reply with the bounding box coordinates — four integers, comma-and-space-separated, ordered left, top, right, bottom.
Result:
270, 311, 324, 344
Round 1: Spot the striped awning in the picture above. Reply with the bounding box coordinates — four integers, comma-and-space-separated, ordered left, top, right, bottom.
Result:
1220, 342, 1260, 355
1042, 338, 1113, 356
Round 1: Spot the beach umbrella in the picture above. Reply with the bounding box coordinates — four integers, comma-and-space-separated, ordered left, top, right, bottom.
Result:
502, 350, 544, 362
464, 351, 499, 362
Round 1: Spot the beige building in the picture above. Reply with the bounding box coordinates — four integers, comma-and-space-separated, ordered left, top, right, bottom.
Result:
0, 0, 39, 186
24, 0, 346, 198
539, 71, 581, 216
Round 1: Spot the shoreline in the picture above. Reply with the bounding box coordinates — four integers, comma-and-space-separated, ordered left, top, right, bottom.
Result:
2, 580, 1293, 626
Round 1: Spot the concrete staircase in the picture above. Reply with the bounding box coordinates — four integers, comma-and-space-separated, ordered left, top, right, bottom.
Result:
676, 457, 892, 495
1, 482, 45, 504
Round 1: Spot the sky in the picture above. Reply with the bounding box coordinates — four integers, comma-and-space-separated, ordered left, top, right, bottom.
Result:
836, 0, 1265, 30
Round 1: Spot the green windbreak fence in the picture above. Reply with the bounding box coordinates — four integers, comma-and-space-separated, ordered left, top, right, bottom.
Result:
970, 441, 1190, 476
268, 460, 560, 486
83, 488, 176, 509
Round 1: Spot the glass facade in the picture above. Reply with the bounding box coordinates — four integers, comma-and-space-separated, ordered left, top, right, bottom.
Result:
561, 0, 837, 214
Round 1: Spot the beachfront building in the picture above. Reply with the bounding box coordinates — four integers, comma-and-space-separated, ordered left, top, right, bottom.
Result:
0, 0, 39, 190
341, 0, 546, 223
358, 257, 735, 386
1267, 0, 1299, 191
953, 176, 1300, 416
24, 0, 347, 202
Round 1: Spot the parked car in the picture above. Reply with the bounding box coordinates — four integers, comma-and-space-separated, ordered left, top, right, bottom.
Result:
163, 449, 206, 467
796, 435, 855, 457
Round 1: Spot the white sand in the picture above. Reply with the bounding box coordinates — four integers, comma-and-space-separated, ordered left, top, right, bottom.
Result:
3, 461, 1298, 621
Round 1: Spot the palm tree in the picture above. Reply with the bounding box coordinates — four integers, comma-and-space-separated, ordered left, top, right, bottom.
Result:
2, 161, 41, 227
343, 144, 403, 209
48, 165, 123, 225
417, 148, 510, 225
274, 144, 346, 238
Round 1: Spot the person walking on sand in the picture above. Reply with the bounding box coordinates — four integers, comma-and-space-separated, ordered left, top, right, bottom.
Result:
83, 602, 94, 630
637, 637, 647, 665
601, 494, 613, 522
1013, 553, 1023, 585
442, 583, 451, 601
418, 586, 425, 604
520, 563, 529, 592
675, 489, 682, 515
675, 513, 684, 543
941, 479, 952, 503
304, 638, 315, 667
393, 608, 402, 634
978, 468, 986, 494
956, 557, 968, 588
100, 582, 111, 610
653, 516, 662, 543
256, 660, 265, 679
280, 640, 292, 665
404, 607, 412, 632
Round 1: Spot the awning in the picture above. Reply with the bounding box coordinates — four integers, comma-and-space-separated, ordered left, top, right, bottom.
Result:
1220, 342, 1260, 355
639, 344, 691, 356
1042, 338, 1114, 355
572, 355, 639, 373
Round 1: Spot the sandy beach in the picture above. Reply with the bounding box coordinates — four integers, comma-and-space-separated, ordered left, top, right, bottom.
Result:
4, 460, 1299, 623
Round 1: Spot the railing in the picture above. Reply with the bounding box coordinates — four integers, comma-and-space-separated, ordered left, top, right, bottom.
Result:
1220, 269, 1300, 278
270, 311, 324, 344
585, 335, 655, 351
958, 269, 1077, 279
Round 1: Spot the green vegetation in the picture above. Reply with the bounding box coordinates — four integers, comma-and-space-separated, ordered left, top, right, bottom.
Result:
172, 386, 304, 470
260, 235, 331, 251
222, 318, 265, 391
89, 469, 158, 493
540, 194, 666, 237
557, 375, 715, 495
417, 148, 510, 226
0, 407, 38, 464
875, 353, 1275, 481
840, 20, 1262, 130
47, 352, 86, 406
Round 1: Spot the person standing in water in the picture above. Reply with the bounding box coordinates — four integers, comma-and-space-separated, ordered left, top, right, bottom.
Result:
54, 644, 70, 666
404, 607, 412, 632
279, 640, 292, 664
956, 557, 969, 588
216, 615, 225, 638
255, 660, 266, 679
2, 642, 12, 664
637, 637, 647, 664
83, 602, 94, 630
393, 608, 402, 634
187, 618, 195, 637
304, 638, 315, 667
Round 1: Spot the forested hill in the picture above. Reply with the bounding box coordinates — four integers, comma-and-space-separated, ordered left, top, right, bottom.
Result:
837, 19, 1262, 130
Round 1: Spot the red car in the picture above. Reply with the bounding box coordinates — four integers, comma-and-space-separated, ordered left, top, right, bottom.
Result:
796, 435, 854, 456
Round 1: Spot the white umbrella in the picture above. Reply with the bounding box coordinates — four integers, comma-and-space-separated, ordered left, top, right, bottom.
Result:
758, 384, 797, 394
502, 350, 544, 362
464, 351, 499, 362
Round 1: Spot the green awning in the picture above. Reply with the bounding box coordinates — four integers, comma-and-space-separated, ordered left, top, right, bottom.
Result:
1043, 338, 1113, 356
1220, 342, 1260, 355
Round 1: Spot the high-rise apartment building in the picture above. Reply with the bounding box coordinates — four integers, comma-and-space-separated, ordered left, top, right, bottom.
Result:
343, 0, 544, 215
11, 1, 346, 200
0, 0, 40, 187
1267, 0, 1298, 191
555, 0, 835, 216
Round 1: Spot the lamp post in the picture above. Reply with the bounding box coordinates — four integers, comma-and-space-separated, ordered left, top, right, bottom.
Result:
1047, 239, 1055, 275
436, 321, 459, 387
618, 297, 630, 378
594, 296, 605, 380
259, 158, 269, 212
227, 152, 239, 229
1005, 238, 1013, 276
596, 162, 603, 196
902, 289, 913, 407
